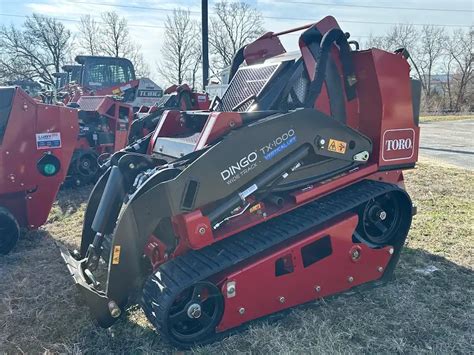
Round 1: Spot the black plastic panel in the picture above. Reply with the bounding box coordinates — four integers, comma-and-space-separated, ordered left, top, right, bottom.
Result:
0, 87, 15, 145
411, 79, 422, 126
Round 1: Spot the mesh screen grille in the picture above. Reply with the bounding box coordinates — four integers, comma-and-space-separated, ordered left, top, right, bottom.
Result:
77, 96, 106, 111
219, 63, 280, 112
287, 72, 309, 108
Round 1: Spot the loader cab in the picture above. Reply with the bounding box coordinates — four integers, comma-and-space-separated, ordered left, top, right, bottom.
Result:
61, 64, 82, 87
75, 55, 136, 90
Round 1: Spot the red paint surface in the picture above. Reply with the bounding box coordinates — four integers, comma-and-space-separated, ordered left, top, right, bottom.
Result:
216, 214, 392, 331
0, 88, 79, 228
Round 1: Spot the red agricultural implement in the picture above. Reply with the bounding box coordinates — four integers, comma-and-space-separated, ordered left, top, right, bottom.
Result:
0, 87, 78, 254
60, 16, 421, 347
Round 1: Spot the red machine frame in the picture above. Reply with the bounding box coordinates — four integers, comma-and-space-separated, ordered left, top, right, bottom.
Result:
0, 87, 78, 229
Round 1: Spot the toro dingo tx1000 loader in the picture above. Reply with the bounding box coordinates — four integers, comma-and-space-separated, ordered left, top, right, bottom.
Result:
61, 16, 421, 347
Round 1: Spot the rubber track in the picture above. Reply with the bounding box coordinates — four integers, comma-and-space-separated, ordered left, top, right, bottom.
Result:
142, 179, 405, 347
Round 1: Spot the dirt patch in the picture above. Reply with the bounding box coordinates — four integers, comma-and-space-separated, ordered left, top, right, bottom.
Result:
0, 159, 472, 353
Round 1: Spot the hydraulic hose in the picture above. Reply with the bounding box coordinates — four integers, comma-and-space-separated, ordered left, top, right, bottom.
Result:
207, 145, 309, 226
304, 28, 355, 108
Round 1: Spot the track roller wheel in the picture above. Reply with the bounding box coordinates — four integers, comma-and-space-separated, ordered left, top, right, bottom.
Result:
0, 207, 20, 255
143, 280, 224, 347
357, 192, 403, 246
70, 151, 99, 187
77, 153, 99, 180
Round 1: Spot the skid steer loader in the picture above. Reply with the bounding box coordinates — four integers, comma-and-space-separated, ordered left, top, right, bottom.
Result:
60, 55, 163, 109
60, 16, 421, 347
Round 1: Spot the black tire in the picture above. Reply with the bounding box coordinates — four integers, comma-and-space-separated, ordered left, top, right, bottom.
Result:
0, 207, 20, 255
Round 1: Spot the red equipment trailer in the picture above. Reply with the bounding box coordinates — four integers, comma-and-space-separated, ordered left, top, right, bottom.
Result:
60, 16, 421, 347
0, 87, 78, 254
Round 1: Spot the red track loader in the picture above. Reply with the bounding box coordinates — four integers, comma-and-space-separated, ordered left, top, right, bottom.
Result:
60, 55, 163, 109
60, 16, 421, 347
0, 87, 78, 254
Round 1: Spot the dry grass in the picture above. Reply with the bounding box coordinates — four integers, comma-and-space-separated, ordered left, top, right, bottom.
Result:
420, 114, 473, 123
0, 159, 473, 353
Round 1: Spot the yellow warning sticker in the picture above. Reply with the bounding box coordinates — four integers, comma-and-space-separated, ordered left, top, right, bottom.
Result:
250, 203, 262, 214
328, 139, 347, 154
112, 245, 121, 265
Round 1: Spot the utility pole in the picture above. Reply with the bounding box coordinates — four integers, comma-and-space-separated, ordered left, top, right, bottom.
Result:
202, 0, 209, 90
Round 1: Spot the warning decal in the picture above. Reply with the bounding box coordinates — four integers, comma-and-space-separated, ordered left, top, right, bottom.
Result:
112, 245, 121, 265
250, 203, 262, 214
36, 132, 62, 150
328, 139, 347, 154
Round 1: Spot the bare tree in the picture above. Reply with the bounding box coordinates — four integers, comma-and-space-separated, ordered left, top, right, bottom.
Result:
76, 11, 150, 78
209, 1, 265, 71
384, 24, 419, 53
365, 25, 419, 56
100, 12, 131, 58
157, 9, 200, 86
127, 48, 151, 78
364, 34, 391, 50
77, 15, 101, 55
448, 28, 473, 111
418, 26, 446, 97
0, 14, 72, 85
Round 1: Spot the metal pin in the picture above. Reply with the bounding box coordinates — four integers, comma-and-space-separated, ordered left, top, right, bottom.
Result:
227, 281, 236, 298
108, 300, 121, 318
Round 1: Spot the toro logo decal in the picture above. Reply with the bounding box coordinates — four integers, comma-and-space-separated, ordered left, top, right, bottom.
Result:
382, 128, 415, 161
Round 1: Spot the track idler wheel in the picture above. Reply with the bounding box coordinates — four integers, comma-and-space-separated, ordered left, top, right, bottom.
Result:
143, 280, 224, 347
357, 192, 404, 246
0, 207, 20, 255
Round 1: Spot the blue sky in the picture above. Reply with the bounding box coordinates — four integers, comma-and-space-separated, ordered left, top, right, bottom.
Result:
0, 0, 472, 81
